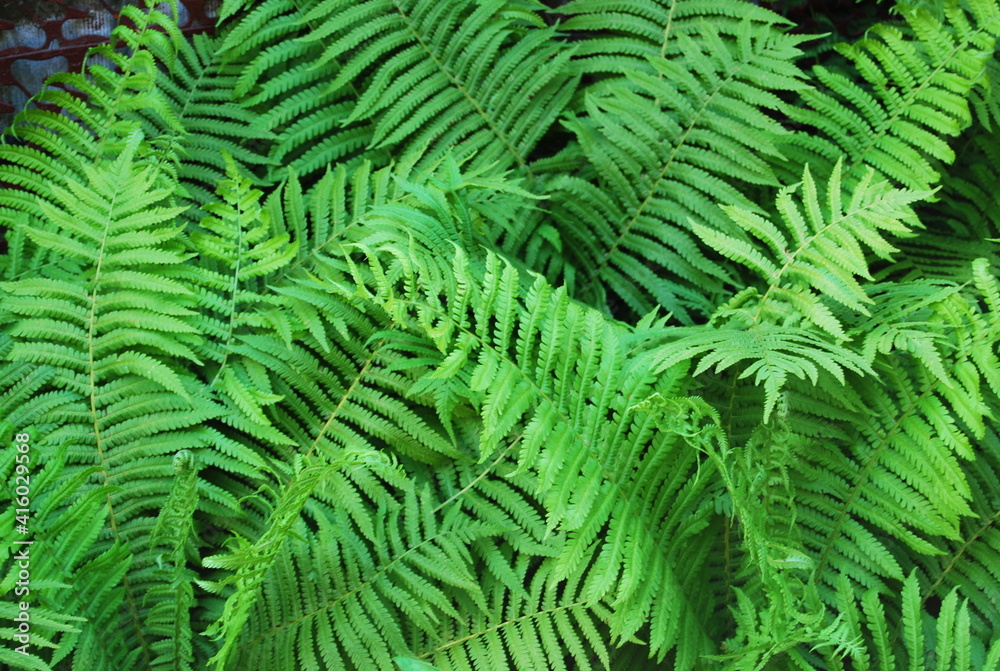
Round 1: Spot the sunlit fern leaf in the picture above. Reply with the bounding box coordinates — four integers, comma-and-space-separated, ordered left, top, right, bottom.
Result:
186, 154, 299, 447
651, 323, 872, 424
695, 161, 929, 338
652, 160, 932, 421
0, 133, 231, 669
330, 240, 722, 665
791, 288, 990, 596
891, 127, 1000, 282
2, 133, 198, 392
780, 0, 1000, 191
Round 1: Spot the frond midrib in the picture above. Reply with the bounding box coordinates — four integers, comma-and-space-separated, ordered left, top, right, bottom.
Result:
579, 37, 775, 296
84, 167, 154, 668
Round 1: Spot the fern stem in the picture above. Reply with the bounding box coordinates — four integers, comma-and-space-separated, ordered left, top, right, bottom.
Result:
920, 506, 1000, 609
303, 332, 392, 460
432, 440, 517, 514
85, 169, 154, 668
652, 0, 678, 109
419, 599, 591, 657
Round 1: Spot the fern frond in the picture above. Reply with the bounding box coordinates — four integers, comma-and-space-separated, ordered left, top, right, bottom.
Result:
215, 475, 509, 670
0, 0, 183, 234
826, 571, 1000, 670
137, 32, 275, 219
654, 161, 926, 420
556, 0, 794, 88
203, 452, 398, 670
217, 0, 384, 183
323, 238, 724, 665
539, 19, 808, 321
0, 134, 225, 668
141, 451, 200, 671
292, 0, 576, 174
781, 0, 1000, 191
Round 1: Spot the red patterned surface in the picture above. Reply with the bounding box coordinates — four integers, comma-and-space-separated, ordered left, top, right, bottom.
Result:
0, 0, 216, 121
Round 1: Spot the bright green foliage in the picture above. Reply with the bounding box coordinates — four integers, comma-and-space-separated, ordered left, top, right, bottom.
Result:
2, 0, 1000, 670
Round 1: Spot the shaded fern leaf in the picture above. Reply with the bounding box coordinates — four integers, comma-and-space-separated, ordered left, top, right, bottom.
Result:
556, 0, 794, 93
203, 451, 395, 670
295, 0, 577, 174
137, 32, 275, 219
827, 572, 1000, 670
892, 127, 1000, 282
542, 19, 808, 321
0, 441, 110, 670
217, 0, 384, 183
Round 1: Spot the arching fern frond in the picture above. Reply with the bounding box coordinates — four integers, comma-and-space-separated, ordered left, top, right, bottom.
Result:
780, 0, 1000, 191
292, 0, 577, 175
322, 240, 723, 665
555, 0, 794, 88
540, 19, 808, 321
216, 0, 383, 184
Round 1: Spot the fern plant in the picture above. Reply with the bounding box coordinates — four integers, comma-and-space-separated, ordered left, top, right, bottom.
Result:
2, 0, 1000, 669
